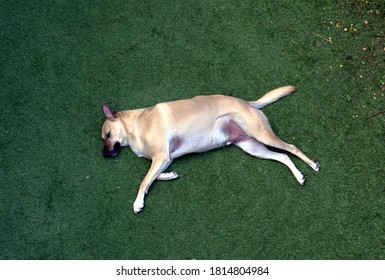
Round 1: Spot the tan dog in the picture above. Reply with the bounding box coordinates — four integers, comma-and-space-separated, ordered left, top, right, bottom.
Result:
101, 86, 320, 213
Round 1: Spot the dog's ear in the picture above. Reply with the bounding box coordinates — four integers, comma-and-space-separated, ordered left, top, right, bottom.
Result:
101, 103, 116, 118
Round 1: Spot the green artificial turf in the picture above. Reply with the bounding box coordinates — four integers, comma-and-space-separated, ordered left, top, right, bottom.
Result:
1, 0, 384, 260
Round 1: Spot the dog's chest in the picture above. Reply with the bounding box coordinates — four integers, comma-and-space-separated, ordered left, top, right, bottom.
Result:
129, 138, 152, 159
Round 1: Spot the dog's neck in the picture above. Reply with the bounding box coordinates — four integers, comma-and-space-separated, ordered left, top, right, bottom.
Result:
117, 109, 149, 156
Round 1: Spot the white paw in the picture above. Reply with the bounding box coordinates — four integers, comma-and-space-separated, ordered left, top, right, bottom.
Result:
133, 200, 144, 214
298, 176, 305, 186
157, 171, 179, 181
312, 161, 320, 172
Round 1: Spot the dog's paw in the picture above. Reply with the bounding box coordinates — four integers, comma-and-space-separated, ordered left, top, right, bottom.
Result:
133, 200, 144, 214
157, 171, 179, 181
298, 176, 305, 186
293, 171, 305, 185
312, 161, 320, 172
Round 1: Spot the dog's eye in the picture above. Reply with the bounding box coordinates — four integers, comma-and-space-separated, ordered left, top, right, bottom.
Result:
106, 132, 111, 139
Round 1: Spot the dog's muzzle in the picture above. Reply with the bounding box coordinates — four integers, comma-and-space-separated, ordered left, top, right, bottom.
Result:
103, 142, 121, 158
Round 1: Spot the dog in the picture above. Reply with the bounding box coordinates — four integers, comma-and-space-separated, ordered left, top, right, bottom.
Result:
101, 86, 320, 213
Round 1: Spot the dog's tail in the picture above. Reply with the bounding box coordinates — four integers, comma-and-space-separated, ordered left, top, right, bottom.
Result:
248, 85, 296, 109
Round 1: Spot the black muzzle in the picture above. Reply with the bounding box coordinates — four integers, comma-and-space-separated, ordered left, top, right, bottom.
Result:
103, 142, 121, 158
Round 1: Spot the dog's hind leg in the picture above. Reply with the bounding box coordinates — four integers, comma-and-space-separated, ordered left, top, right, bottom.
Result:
256, 130, 320, 172
235, 138, 306, 185
230, 110, 319, 172
241, 112, 319, 172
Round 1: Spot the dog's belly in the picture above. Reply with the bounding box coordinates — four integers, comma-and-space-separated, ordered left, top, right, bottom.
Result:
169, 133, 227, 159
169, 118, 247, 159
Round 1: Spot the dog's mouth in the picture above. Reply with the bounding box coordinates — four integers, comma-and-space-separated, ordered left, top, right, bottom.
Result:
103, 142, 121, 158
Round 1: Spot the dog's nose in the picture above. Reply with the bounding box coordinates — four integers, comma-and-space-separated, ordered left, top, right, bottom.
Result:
103, 142, 121, 158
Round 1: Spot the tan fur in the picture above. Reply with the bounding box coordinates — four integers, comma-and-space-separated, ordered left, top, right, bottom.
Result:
101, 86, 319, 213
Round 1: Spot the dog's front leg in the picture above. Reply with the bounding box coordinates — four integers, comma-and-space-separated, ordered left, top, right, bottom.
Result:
133, 155, 172, 213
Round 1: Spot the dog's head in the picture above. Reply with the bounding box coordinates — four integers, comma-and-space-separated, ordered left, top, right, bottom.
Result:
101, 104, 123, 158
